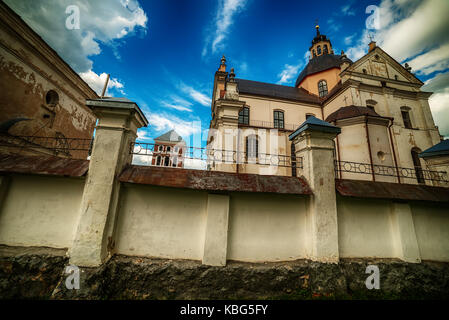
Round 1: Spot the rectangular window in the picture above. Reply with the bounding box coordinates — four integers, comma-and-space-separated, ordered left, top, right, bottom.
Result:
239, 107, 249, 125
401, 110, 412, 129
246, 136, 258, 159
274, 111, 284, 129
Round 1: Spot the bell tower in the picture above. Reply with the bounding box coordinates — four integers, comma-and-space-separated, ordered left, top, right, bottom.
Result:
309, 24, 334, 58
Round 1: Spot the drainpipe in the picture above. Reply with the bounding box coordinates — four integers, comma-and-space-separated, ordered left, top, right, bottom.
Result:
365, 117, 375, 181
334, 120, 342, 179
388, 119, 400, 184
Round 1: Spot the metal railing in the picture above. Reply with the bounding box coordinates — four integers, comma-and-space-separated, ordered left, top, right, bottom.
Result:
131, 142, 303, 169
0, 133, 93, 156
334, 160, 448, 183
238, 120, 298, 131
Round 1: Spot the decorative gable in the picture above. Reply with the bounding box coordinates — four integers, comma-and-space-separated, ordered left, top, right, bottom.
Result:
344, 47, 423, 85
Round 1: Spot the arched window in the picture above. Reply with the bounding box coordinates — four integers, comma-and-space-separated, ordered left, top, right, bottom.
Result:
273, 110, 284, 129
411, 148, 424, 184
323, 44, 328, 54
166, 146, 171, 153
401, 107, 412, 129
156, 156, 161, 166
317, 45, 322, 55
246, 135, 258, 160
318, 80, 328, 97
164, 156, 170, 167
239, 106, 249, 125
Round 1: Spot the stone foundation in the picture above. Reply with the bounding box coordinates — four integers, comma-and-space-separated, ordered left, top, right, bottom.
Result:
1, 246, 448, 299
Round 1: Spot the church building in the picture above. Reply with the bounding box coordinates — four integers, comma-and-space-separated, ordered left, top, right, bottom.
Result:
151, 129, 186, 168
207, 25, 447, 186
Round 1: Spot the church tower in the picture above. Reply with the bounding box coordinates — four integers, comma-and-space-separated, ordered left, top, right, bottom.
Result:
296, 25, 352, 97
310, 24, 334, 57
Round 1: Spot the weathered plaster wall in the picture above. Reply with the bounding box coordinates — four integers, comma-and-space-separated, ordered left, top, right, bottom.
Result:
0, 13, 97, 159
114, 184, 208, 260
337, 197, 397, 258
227, 192, 308, 262
411, 203, 449, 262
0, 174, 85, 248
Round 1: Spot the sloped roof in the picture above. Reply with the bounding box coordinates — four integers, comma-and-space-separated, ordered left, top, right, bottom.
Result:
119, 165, 312, 195
155, 129, 183, 142
295, 54, 352, 87
419, 139, 449, 158
289, 116, 341, 141
0, 154, 89, 177
336, 179, 449, 203
325, 105, 383, 123
235, 78, 321, 104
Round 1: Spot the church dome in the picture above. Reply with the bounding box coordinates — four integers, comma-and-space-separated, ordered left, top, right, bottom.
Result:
295, 54, 352, 87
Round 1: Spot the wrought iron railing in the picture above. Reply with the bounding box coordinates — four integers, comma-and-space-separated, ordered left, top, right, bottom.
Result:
238, 120, 298, 131
0, 133, 93, 156
131, 142, 303, 169
334, 160, 448, 183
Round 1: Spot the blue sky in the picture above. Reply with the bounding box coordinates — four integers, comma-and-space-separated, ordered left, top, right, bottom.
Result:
5, 0, 449, 147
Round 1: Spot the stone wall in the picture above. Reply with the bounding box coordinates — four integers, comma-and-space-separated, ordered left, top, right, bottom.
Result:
1, 246, 448, 300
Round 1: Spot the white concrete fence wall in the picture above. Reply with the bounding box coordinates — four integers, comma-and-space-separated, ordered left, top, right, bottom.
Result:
0, 98, 448, 266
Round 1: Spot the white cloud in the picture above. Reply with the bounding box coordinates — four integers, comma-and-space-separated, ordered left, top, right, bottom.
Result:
146, 112, 202, 139
344, 0, 449, 137
203, 0, 247, 56
5, 0, 148, 95
6, 0, 148, 72
344, 33, 357, 46
423, 71, 449, 137
346, 0, 449, 64
407, 43, 449, 75
277, 64, 302, 85
179, 83, 212, 107
79, 70, 124, 96
160, 102, 193, 112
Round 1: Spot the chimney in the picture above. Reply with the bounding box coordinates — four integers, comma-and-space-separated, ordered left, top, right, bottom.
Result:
368, 41, 376, 52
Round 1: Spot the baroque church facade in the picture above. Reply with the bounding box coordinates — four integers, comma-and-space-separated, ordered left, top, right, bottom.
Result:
207, 25, 446, 186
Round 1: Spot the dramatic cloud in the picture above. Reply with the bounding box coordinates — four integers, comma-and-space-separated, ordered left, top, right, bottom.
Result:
423, 71, 449, 138
345, 0, 449, 137
203, 0, 247, 56
5, 0, 147, 94
346, 0, 449, 63
79, 70, 124, 96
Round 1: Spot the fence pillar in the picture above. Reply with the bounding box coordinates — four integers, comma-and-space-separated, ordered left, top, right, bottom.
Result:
202, 194, 230, 266
69, 98, 148, 267
390, 202, 421, 263
289, 116, 341, 263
